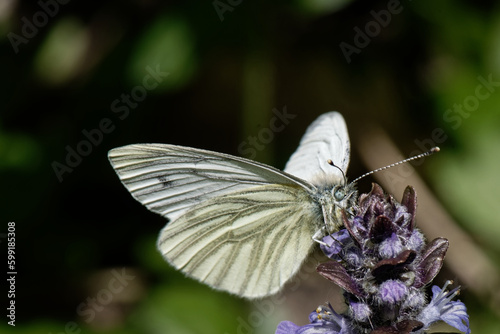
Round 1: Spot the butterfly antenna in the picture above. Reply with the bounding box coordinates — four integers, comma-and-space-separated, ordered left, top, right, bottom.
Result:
352, 147, 440, 184
327, 159, 347, 185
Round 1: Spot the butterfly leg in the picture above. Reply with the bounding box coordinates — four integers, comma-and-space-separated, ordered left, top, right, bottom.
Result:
312, 228, 329, 246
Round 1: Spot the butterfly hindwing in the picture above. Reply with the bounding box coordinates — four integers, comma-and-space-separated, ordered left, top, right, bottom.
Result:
157, 184, 321, 298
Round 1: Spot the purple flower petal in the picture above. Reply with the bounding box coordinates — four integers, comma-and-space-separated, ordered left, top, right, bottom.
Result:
407, 230, 425, 252
418, 283, 471, 334
316, 261, 363, 297
276, 321, 301, 334
296, 323, 339, 334
401, 288, 426, 310
321, 229, 351, 259
371, 320, 423, 334
371, 249, 416, 281
344, 215, 364, 246
350, 301, 372, 322
415, 238, 449, 288
379, 233, 403, 258
276, 305, 353, 334
400, 186, 417, 230
440, 300, 471, 334
369, 216, 394, 242
379, 280, 407, 303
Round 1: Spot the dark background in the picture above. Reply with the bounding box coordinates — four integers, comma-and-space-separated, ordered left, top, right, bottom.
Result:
1, 0, 500, 333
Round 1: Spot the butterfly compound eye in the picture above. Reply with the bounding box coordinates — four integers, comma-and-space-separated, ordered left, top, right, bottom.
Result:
333, 186, 346, 201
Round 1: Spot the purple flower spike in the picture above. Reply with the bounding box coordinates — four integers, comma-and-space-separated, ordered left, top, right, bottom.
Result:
276, 184, 470, 334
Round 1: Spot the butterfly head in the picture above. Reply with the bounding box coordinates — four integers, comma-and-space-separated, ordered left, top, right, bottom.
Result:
311, 161, 358, 233
332, 182, 357, 211
314, 180, 357, 234
333, 184, 347, 201
324, 158, 357, 207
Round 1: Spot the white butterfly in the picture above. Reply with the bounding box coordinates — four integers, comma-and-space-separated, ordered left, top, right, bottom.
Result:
108, 112, 357, 298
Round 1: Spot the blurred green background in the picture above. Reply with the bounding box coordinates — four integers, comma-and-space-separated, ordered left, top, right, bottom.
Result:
1, 0, 500, 333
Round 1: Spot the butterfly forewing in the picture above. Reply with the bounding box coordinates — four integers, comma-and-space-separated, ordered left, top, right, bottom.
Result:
108, 144, 315, 221
157, 184, 321, 298
284, 112, 350, 184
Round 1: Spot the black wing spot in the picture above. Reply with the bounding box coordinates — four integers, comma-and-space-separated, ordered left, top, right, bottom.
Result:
158, 175, 172, 188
